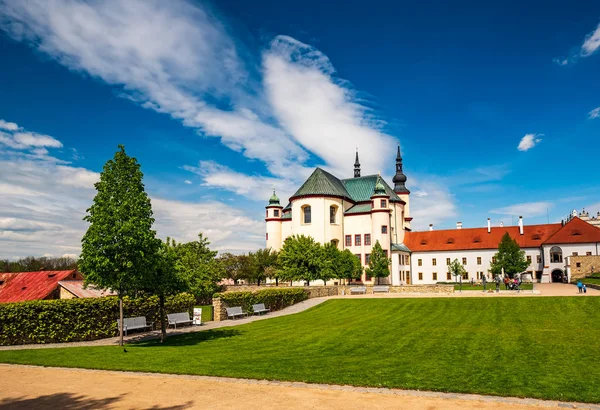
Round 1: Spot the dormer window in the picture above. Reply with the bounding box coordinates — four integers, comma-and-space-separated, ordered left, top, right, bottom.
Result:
572, 230, 581, 236
473, 236, 481, 243
420, 239, 428, 245
447, 238, 455, 244
532, 234, 541, 240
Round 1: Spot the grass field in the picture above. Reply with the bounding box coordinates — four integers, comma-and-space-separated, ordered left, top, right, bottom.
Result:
1, 298, 599, 403
581, 278, 600, 286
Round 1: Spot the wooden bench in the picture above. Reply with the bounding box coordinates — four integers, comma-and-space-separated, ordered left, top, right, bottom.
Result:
117, 316, 152, 336
226, 306, 248, 320
252, 303, 270, 315
373, 285, 390, 293
167, 312, 193, 329
350, 286, 367, 294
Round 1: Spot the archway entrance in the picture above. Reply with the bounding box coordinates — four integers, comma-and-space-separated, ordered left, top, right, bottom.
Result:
551, 269, 564, 283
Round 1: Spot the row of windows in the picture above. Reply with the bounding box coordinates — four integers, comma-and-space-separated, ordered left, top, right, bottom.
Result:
416, 255, 544, 267
297, 205, 339, 224
354, 251, 389, 265
347, 234, 371, 246
416, 271, 486, 281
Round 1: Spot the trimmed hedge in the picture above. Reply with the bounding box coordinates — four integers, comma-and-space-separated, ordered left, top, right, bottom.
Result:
0, 293, 195, 346
214, 288, 308, 313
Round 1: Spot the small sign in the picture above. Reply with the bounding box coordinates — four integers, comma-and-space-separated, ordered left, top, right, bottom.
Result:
193, 308, 202, 325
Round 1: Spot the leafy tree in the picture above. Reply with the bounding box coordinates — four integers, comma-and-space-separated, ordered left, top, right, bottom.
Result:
337, 249, 363, 282
490, 232, 529, 278
173, 233, 224, 303
278, 235, 322, 285
249, 248, 278, 286
79, 145, 160, 346
319, 242, 340, 285
143, 238, 185, 342
219, 253, 252, 285
1, 256, 78, 272
449, 258, 467, 291
365, 241, 390, 285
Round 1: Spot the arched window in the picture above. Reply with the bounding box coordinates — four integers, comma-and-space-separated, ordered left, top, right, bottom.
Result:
331, 239, 339, 248
550, 246, 563, 263
330, 205, 337, 224
303, 205, 311, 224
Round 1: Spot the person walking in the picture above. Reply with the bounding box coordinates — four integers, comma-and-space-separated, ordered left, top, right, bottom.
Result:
482, 274, 487, 291
504, 276, 509, 290
577, 280, 583, 294
495, 275, 501, 293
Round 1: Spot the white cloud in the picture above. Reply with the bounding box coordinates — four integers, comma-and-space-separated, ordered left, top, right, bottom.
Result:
0, 119, 19, 131
517, 133, 542, 152
552, 57, 570, 66
184, 180, 192, 185
490, 202, 552, 218
588, 107, 600, 119
581, 23, 600, 57
409, 178, 458, 231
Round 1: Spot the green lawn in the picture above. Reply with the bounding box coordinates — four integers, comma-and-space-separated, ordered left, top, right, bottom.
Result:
453, 283, 533, 291
581, 278, 600, 286
1, 298, 599, 403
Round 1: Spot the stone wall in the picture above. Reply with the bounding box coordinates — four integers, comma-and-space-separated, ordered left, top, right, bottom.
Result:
339, 284, 454, 294
570, 255, 600, 280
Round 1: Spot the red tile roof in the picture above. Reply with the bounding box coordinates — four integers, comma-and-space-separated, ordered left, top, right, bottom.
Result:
0, 270, 82, 303
58, 280, 116, 298
404, 223, 562, 252
543, 217, 600, 245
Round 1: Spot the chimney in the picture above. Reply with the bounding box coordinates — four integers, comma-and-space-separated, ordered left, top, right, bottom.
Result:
499, 221, 504, 227
487, 218, 491, 233
429, 224, 433, 231
456, 222, 462, 230
518, 216, 524, 235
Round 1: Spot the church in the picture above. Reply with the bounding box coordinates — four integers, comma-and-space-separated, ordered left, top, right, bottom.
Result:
266, 148, 600, 285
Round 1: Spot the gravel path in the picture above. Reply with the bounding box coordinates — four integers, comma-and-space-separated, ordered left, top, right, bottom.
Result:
2, 364, 599, 410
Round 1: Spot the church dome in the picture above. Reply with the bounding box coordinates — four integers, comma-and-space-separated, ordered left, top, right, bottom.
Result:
268, 190, 280, 205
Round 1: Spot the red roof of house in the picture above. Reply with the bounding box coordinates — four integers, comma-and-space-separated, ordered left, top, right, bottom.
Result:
0, 270, 82, 303
58, 280, 116, 298
404, 223, 562, 252
543, 217, 600, 245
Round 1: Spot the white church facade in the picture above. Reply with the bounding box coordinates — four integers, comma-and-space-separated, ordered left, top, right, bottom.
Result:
265, 148, 600, 285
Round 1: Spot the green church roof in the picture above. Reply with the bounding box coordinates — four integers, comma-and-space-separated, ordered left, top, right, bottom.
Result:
290, 168, 353, 201
341, 175, 402, 202
268, 190, 280, 205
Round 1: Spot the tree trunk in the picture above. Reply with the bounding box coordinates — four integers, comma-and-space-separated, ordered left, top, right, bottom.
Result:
159, 293, 166, 343
275, 278, 278, 286
119, 292, 124, 347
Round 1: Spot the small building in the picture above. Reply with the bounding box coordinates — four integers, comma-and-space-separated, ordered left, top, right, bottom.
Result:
58, 280, 116, 299
0, 270, 83, 303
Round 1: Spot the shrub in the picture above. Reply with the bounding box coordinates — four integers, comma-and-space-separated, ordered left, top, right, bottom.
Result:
0, 292, 195, 346
214, 288, 307, 313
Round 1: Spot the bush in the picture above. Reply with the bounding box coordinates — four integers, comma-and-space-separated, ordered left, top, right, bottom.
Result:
214, 288, 307, 313
0, 292, 195, 346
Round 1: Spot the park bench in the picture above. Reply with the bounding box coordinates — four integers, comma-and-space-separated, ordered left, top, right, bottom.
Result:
226, 306, 248, 320
117, 316, 152, 336
252, 303, 270, 315
373, 285, 390, 293
167, 312, 193, 329
350, 286, 367, 294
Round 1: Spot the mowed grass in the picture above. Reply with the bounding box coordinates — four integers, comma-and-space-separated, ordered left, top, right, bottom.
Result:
1, 298, 599, 403
453, 283, 534, 291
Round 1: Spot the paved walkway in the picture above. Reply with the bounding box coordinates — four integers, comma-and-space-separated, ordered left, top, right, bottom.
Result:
2, 365, 598, 410
1, 283, 597, 351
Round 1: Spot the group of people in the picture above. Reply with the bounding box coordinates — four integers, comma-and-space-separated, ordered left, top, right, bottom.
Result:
481, 274, 522, 292
576, 280, 588, 294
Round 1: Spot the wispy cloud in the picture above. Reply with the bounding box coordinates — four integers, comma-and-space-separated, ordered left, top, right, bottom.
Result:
589, 107, 600, 119
581, 23, 600, 57
0, 119, 63, 151
0, 119, 19, 131
490, 202, 552, 218
552, 57, 570, 66
517, 133, 542, 152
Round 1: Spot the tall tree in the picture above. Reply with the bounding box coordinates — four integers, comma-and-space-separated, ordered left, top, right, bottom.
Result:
365, 241, 390, 285
80, 145, 160, 346
320, 242, 340, 285
219, 253, 252, 285
249, 248, 278, 286
490, 233, 529, 278
449, 258, 467, 291
337, 249, 363, 283
278, 235, 322, 285
173, 233, 224, 302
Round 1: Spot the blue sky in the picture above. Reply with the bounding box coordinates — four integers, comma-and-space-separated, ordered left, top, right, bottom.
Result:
1, 0, 599, 257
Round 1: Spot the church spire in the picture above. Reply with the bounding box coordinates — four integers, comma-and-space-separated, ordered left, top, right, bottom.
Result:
354, 149, 361, 178
392, 144, 409, 194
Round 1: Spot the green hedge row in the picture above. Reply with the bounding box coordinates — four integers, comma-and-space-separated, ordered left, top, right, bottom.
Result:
0, 293, 195, 346
214, 288, 308, 313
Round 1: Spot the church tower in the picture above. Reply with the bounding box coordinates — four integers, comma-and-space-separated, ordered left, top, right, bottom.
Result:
370, 175, 391, 255
392, 144, 411, 231
265, 190, 283, 250
354, 150, 361, 178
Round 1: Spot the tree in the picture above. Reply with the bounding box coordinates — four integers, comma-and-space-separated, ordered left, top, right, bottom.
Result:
219, 253, 252, 285
337, 249, 363, 283
490, 232, 529, 278
80, 145, 160, 346
173, 233, 224, 303
278, 235, 322, 285
143, 238, 185, 342
365, 241, 390, 285
319, 242, 340, 285
449, 258, 467, 291
249, 248, 278, 286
